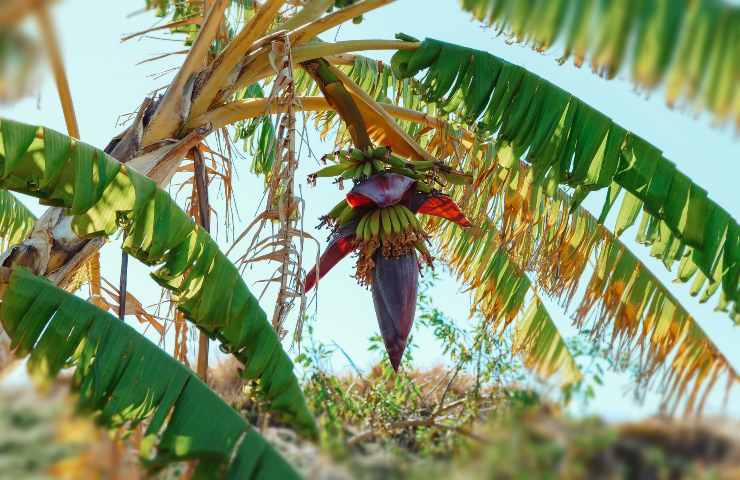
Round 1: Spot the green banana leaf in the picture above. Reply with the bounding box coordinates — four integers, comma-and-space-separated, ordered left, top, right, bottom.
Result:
458, 0, 739, 126
0, 117, 316, 436
1, 267, 300, 479
391, 38, 738, 322
0, 190, 35, 250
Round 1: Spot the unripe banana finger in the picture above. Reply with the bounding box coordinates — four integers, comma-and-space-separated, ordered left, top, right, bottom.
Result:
369, 210, 381, 238
371, 146, 389, 159
350, 148, 365, 163
328, 199, 348, 219
341, 165, 356, 180
363, 213, 374, 240
408, 159, 436, 170
380, 208, 392, 236
356, 214, 368, 239
387, 206, 402, 234
314, 162, 353, 178
394, 205, 410, 232
400, 205, 421, 231
385, 155, 406, 169
337, 204, 357, 225
416, 181, 433, 193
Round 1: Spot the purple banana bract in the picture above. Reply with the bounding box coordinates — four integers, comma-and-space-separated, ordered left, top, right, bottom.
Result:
371, 251, 419, 371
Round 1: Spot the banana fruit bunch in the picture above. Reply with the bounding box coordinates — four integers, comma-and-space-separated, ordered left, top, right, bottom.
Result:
390, 159, 473, 189
321, 197, 361, 228
354, 205, 432, 286
308, 145, 473, 189
308, 146, 392, 185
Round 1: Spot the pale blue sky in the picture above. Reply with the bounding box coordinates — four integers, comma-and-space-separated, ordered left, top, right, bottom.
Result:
2, 0, 739, 421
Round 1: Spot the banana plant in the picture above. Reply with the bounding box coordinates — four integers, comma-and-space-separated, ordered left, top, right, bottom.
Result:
0, 2, 736, 462
300, 58, 473, 369
125, 0, 735, 408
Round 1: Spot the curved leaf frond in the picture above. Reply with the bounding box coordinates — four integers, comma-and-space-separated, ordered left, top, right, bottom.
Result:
0, 118, 316, 436
390, 38, 739, 321
0, 267, 299, 479
0, 190, 35, 250
323, 54, 739, 328
458, 0, 739, 126
514, 297, 580, 386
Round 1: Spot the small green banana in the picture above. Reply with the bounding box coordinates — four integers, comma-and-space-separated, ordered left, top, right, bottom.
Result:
369, 210, 381, 238
394, 205, 410, 231
384, 155, 407, 169
416, 181, 433, 193
387, 205, 402, 234
362, 162, 373, 178
440, 170, 473, 185
350, 148, 365, 163
327, 199, 349, 219
341, 165, 358, 180
371, 146, 390, 159
313, 162, 350, 178
407, 159, 436, 170
337, 204, 358, 225
399, 205, 421, 230
356, 213, 369, 240
380, 208, 392, 236
363, 212, 375, 240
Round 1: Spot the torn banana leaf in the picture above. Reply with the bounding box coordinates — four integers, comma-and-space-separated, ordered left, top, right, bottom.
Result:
234, 83, 277, 179
0, 118, 316, 436
0, 190, 35, 250
391, 38, 738, 321
0, 267, 299, 479
458, 0, 739, 127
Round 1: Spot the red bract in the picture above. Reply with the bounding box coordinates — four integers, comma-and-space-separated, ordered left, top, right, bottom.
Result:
346, 173, 415, 208
371, 251, 418, 371
304, 224, 356, 293
414, 193, 472, 228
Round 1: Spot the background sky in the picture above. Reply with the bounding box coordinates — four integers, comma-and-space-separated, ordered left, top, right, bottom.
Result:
2, 0, 739, 421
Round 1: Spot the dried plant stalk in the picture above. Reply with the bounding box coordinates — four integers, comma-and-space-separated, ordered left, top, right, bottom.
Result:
232, 33, 309, 343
